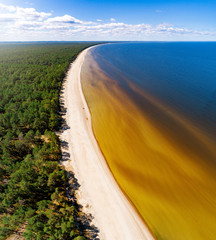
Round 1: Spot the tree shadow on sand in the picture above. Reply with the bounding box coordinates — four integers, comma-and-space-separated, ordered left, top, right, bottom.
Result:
58, 85, 100, 240
65, 171, 100, 240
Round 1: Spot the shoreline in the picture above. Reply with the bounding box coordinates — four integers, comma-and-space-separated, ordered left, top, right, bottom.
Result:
59, 46, 154, 240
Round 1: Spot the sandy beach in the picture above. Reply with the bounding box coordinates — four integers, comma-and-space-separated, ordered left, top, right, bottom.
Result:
59, 46, 155, 240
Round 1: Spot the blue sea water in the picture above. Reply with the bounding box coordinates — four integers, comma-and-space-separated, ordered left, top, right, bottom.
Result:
89, 42, 216, 138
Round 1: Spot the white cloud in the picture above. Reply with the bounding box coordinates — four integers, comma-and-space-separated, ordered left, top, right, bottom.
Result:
0, 3, 51, 21
0, 3, 16, 12
0, 3, 215, 41
25, 1, 33, 6
45, 15, 82, 24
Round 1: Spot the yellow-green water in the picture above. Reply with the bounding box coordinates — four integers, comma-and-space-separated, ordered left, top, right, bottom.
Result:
81, 50, 216, 240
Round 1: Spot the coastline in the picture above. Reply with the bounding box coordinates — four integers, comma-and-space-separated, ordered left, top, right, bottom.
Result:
59, 46, 155, 240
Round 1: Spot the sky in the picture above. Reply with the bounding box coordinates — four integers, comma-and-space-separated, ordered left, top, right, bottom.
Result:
0, 0, 216, 41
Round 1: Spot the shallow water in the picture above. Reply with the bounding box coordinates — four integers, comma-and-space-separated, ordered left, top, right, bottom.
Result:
81, 43, 216, 240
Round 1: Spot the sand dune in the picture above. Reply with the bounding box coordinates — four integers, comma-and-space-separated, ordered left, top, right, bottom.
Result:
59, 46, 154, 240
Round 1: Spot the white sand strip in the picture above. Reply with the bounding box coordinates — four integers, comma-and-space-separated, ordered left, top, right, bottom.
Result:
60, 46, 155, 240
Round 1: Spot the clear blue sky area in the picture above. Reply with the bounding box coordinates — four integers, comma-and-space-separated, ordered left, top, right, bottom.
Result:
3, 0, 216, 28
0, 0, 215, 41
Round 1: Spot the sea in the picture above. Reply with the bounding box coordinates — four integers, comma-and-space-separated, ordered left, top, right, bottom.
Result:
81, 42, 216, 240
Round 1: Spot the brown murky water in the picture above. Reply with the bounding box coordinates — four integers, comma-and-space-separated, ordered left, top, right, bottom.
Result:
81, 46, 216, 240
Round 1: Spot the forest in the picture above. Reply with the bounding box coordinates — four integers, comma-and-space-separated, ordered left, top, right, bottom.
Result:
0, 42, 99, 240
